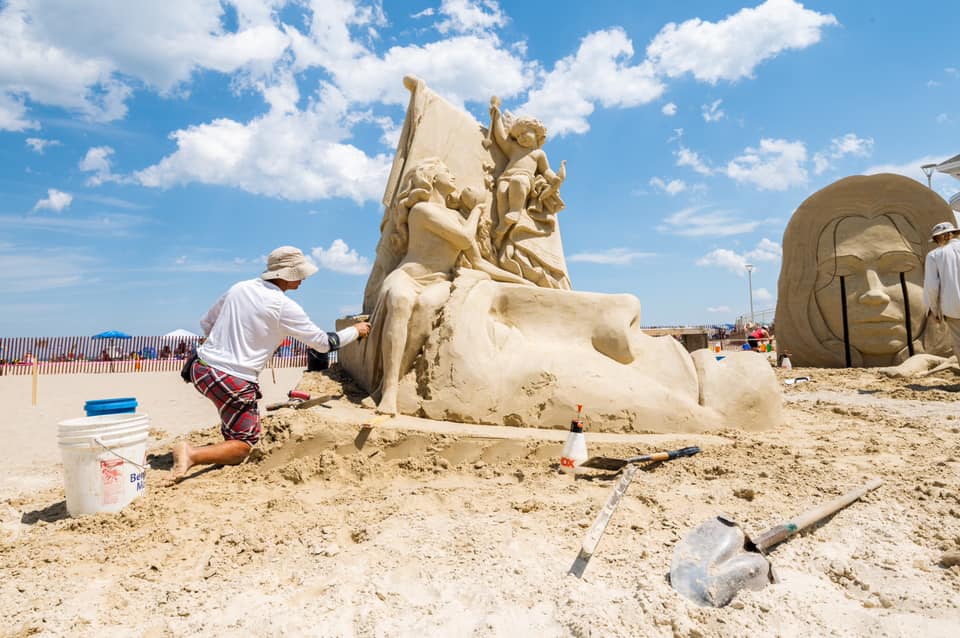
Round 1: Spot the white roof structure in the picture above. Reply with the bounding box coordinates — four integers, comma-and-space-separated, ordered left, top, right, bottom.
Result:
935, 154, 960, 212
163, 328, 199, 338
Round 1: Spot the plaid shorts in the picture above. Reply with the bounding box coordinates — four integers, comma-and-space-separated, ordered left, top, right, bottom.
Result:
191, 359, 262, 446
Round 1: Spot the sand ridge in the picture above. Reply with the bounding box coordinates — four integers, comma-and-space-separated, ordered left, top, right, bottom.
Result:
0, 367, 958, 636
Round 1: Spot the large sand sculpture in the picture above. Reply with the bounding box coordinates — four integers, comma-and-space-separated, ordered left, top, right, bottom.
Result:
339, 76, 780, 432
776, 174, 956, 367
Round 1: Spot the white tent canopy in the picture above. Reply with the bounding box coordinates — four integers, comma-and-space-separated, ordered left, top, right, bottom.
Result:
163, 328, 200, 338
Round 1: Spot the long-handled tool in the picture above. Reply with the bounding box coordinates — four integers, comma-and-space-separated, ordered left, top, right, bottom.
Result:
670, 477, 883, 607
265, 391, 342, 411
580, 446, 701, 472
568, 446, 702, 578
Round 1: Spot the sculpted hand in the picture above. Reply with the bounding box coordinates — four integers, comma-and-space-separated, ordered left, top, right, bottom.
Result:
355, 322, 372, 338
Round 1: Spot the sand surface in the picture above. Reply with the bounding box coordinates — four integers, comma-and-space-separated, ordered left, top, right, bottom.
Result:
1, 365, 959, 637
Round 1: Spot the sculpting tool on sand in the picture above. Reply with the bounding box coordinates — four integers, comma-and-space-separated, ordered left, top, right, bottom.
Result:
580, 446, 700, 472
265, 392, 342, 411
568, 446, 702, 578
354, 414, 390, 450
670, 477, 883, 607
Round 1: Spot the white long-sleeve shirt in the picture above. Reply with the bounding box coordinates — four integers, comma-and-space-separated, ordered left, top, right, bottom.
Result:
198, 278, 358, 382
923, 238, 960, 320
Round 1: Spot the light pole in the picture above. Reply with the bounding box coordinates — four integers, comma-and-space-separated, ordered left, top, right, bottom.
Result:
745, 263, 755, 324
921, 163, 937, 189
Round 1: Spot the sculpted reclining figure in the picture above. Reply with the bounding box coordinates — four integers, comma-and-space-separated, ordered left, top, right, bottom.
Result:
369, 157, 528, 415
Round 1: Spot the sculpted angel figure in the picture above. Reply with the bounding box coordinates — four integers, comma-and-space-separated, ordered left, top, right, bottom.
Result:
488, 98, 572, 289
369, 158, 528, 415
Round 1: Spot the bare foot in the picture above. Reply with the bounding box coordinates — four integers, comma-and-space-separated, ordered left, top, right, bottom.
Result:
376, 387, 398, 416
170, 441, 193, 483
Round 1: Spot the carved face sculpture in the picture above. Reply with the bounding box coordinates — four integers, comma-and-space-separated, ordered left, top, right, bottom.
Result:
813, 214, 924, 360
776, 174, 957, 367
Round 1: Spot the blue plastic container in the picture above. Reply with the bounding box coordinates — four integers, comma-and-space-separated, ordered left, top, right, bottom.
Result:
84, 397, 138, 417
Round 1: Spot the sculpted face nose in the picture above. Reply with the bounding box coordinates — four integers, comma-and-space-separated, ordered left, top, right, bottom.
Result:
857, 269, 890, 306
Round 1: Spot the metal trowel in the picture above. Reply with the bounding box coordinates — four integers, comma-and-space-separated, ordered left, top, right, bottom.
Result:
669, 477, 882, 607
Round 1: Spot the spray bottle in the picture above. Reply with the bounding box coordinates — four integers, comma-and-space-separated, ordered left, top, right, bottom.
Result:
560, 404, 588, 474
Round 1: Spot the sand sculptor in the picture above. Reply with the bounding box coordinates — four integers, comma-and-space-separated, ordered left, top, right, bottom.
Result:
171, 246, 371, 481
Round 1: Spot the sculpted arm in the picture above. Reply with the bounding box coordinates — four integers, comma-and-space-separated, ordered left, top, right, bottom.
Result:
459, 203, 532, 285
536, 150, 564, 184
489, 103, 519, 155
414, 203, 476, 251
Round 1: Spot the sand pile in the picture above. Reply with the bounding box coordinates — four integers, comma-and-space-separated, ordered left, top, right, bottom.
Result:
1, 367, 959, 637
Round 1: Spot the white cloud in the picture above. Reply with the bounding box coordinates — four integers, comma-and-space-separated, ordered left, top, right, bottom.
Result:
0, 246, 93, 293
167, 255, 257, 273
812, 132, 874, 174
0, 211, 148, 237
646, 0, 838, 84
79, 146, 121, 186
568, 248, 653, 265
311, 239, 371, 275
862, 154, 957, 195
135, 82, 392, 203
658, 206, 763, 237
937, 113, 953, 125
32, 188, 73, 212
0, 91, 37, 131
754, 287, 773, 302
696, 238, 782, 275
521, 28, 664, 136
928, 80, 942, 88
946, 67, 959, 78
289, 3, 531, 110
661, 102, 677, 116
675, 145, 713, 175
0, 0, 289, 122
649, 176, 687, 195
436, 0, 507, 35
724, 138, 808, 190
707, 305, 730, 313
701, 99, 724, 122
25, 137, 60, 153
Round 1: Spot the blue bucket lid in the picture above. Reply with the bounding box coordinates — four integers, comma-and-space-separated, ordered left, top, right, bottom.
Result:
84, 397, 138, 411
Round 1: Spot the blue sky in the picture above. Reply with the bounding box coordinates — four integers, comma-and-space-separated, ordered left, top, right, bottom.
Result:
1, 0, 958, 337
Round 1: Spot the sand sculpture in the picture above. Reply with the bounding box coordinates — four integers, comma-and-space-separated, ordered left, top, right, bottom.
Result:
776, 174, 957, 367
339, 76, 780, 432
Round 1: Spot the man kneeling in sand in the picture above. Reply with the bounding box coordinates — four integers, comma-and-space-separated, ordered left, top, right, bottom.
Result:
171, 246, 371, 482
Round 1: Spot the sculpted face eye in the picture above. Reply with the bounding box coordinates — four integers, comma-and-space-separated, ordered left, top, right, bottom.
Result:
877, 252, 920, 273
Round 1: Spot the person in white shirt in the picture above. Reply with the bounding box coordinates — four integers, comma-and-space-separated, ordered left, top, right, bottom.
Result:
171, 246, 371, 482
923, 221, 960, 360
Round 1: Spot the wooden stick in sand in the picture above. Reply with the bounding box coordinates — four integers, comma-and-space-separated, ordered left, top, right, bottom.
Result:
31, 359, 38, 406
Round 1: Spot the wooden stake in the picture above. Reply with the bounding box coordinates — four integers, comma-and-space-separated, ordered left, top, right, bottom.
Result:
31, 359, 38, 406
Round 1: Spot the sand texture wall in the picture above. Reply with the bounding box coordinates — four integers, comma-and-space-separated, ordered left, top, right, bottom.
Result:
339, 76, 781, 432
776, 174, 956, 367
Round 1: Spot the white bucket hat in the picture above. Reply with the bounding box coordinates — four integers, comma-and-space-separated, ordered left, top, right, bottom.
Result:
930, 221, 959, 242
261, 246, 319, 281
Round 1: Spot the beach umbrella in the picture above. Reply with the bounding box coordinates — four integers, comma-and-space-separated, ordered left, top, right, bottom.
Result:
92, 330, 133, 340
92, 330, 133, 362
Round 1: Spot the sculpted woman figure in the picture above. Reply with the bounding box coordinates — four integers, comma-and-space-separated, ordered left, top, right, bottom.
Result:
370, 157, 528, 415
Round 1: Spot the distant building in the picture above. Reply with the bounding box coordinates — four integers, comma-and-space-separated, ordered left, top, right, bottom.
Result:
934, 153, 960, 212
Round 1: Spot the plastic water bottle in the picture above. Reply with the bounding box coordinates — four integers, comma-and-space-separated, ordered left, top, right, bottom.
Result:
560, 405, 588, 474
782, 355, 792, 370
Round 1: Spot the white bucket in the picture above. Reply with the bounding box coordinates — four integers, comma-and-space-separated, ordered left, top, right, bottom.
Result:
57, 414, 150, 517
